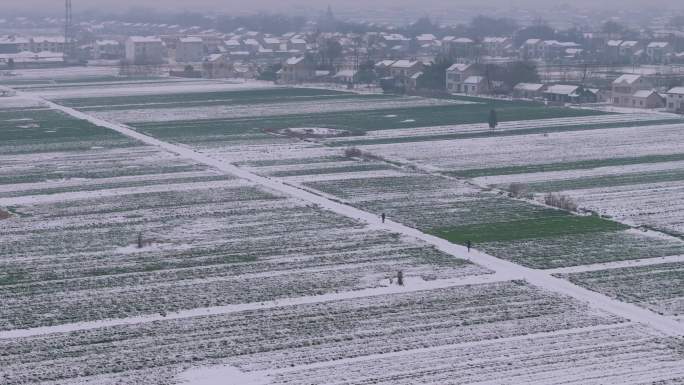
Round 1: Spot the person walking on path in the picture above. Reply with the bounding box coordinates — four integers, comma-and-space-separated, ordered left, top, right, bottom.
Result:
381, 212, 386, 223
466, 240, 472, 252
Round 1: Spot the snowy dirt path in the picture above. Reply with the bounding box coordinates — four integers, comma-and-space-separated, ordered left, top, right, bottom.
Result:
32, 96, 684, 337
547, 254, 684, 275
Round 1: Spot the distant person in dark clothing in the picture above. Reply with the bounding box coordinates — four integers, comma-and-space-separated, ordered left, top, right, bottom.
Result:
466, 240, 472, 252
381, 213, 386, 223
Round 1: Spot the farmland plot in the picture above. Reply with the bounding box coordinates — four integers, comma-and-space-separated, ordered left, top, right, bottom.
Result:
324, 113, 677, 147
0, 146, 211, 188
1, 179, 485, 329
22, 78, 276, 99
0, 92, 488, 332
471, 157, 684, 235
265, 323, 684, 385
50, 83, 684, 271
562, 262, 684, 319
340, 117, 684, 236
552, 181, 684, 236
6, 81, 683, 384
360, 122, 684, 173
0, 282, 641, 384
80, 95, 456, 123
0, 102, 137, 155
298, 171, 684, 268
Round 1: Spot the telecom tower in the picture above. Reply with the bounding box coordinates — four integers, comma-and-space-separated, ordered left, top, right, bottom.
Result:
64, 0, 73, 63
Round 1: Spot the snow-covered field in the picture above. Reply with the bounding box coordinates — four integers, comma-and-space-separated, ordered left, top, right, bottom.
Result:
92, 96, 464, 123
359, 122, 684, 172
324, 112, 677, 144
562, 262, 684, 319
2, 78, 684, 384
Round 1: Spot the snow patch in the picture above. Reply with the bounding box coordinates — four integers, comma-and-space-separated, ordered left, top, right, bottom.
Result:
178, 365, 271, 385
281, 127, 350, 138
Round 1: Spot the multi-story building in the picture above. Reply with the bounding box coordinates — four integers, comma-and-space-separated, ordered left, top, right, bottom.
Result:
520, 38, 544, 60
389, 60, 423, 79
665, 87, 684, 112
31, 36, 66, 52
611, 74, 655, 107
482, 37, 511, 57
125, 36, 164, 65
619, 41, 641, 60
93, 40, 122, 60
175, 37, 204, 63
0, 36, 31, 53
278, 56, 315, 84
446, 63, 479, 93
443, 37, 475, 58
646, 42, 673, 63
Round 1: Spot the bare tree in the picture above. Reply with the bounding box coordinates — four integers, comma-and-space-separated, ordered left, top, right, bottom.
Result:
544, 193, 578, 211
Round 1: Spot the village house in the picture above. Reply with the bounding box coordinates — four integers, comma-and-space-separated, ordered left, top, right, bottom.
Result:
389, 60, 423, 80
416, 34, 437, 45
445, 63, 479, 93
30, 36, 66, 53
611, 74, 655, 107
243, 38, 262, 54
202, 54, 233, 78
199, 35, 224, 54
277, 56, 315, 84
462, 76, 488, 95
520, 38, 544, 60
482, 37, 512, 57
382, 33, 410, 52
333, 69, 359, 84
631, 90, 665, 108
262, 37, 282, 51
513, 83, 546, 99
605, 40, 623, 61
0, 50, 64, 67
665, 87, 684, 113
646, 42, 673, 63
93, 40, 122, 60
224, 39, 242, 52
542, 40, 581, 61
619, 41, 641, 61
232, 61, 258, 79
407, 71, 424, 92
175, 37, 204, 63
125, 36, 164, 65
543, 84, 597, 104
374, 59, 396, 77
288, 37, 308, 52
0, 36, 31, 53
443, 37, 475, 58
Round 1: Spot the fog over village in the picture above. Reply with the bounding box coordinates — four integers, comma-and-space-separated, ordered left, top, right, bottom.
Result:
1, 0, 684, 384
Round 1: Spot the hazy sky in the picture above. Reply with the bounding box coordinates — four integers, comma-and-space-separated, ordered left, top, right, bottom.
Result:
8, 0, 684, 15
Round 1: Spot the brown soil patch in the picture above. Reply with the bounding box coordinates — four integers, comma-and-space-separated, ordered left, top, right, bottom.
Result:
0, 210, 11, 220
